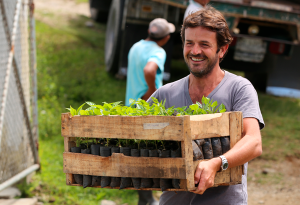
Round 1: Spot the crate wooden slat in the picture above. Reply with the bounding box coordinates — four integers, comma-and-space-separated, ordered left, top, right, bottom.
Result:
63, 152, 187, 179
62, 111, 243, 191
61, 114, 186, 141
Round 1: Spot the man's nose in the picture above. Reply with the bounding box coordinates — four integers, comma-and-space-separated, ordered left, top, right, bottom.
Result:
191, 44, 202, 55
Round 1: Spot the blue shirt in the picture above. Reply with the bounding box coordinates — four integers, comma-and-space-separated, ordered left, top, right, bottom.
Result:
125, 40, 166, 106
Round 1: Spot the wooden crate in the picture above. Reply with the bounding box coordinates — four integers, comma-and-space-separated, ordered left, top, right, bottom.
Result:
61, 111, 243, 191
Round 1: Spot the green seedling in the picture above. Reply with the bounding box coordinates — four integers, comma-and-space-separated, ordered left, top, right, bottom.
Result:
105, 138, 110, 147
75, 137, 81, 147
67, 97, 226, 117
135, 139, 142, 149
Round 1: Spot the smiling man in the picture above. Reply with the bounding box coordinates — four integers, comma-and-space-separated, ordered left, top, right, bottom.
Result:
149, 6, 264, 205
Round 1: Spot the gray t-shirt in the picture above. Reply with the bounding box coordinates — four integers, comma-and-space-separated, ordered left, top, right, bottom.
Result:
150, 71, 264, 205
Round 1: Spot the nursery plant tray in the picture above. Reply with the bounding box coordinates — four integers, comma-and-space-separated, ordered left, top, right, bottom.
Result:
61, 111, 243, 191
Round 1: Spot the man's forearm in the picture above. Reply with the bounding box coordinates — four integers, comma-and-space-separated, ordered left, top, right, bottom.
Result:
224, 134, 262, 169
142, 61, 158, 100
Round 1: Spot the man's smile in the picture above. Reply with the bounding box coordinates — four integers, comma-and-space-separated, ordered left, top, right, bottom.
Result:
190, 57, 205, 62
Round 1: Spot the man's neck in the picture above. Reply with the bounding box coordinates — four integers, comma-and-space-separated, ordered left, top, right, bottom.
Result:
145, 37, 163, 47
188, 66, 225, 103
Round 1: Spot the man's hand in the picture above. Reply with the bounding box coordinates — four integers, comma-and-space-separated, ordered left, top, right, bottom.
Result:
191, 118, 262, 195
191, 157, 221, 195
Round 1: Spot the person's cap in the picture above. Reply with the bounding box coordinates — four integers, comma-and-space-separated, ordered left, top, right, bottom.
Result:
149, 18, 175, 39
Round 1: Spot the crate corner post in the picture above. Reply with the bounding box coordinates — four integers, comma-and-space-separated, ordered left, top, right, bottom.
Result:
229, 111, 243, 184
182, 116, 195, 191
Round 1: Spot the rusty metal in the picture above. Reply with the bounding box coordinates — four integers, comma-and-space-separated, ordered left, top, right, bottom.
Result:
29, 0, 39, 163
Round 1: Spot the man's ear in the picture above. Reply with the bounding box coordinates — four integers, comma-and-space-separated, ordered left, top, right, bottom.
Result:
219, 44, 229, 59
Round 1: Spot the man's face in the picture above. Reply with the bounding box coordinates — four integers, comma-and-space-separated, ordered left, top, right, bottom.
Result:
183, 26, 220, 78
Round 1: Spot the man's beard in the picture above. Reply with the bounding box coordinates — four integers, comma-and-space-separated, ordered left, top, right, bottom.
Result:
185, 53, 219, 78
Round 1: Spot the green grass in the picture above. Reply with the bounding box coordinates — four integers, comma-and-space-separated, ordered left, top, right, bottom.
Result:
258, 94, 300, 160
23, 7, 300, 205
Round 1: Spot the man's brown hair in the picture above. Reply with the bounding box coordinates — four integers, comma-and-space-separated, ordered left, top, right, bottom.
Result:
181, 6, 233, 62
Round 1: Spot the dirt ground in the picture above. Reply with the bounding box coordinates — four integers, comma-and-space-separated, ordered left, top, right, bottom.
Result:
35, 1, 300, 204
247, 157, 300, 205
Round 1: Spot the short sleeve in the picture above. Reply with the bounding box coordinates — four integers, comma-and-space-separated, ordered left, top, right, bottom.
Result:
232, 83, 265, 129
148, 49, 166, 73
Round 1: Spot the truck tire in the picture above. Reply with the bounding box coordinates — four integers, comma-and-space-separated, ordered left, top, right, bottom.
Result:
105, 0, 125, 74
89, 0, 112, 23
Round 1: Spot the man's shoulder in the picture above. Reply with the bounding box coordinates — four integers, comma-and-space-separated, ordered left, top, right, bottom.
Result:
224, 71, 252, 89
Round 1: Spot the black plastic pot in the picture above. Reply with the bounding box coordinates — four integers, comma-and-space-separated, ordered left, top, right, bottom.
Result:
100, 146, 111, 188
110, 147, 121, 188
159, 149, 173, 191
91, 144, 100, 155
131, 149, 141, 189
111, 146, 120, 153
211, 137, 222, 157
90, 144, 101, 186
136, 148, 152, 188
194, 139, 205, 147
119, 147, 132, 189
171, 148, 181, 189
149, 149, 160, 188
70, 147, 83, 185
80, 144, 87, 149
220, 136, 230, 154
120, 147, 131, 156
159, 150, 171, 158
203, 139, 213, 159
192, 141, 204, 161
81, 148, 92, 188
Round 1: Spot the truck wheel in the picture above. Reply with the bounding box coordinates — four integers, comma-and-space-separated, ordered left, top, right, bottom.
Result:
89, 0, 112, 23
105, 0, 124, 74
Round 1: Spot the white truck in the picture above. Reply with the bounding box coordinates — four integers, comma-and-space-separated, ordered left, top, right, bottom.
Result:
89, 0, 300, 98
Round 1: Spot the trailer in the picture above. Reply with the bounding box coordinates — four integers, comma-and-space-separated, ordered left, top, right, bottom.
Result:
90, 0, 300, 98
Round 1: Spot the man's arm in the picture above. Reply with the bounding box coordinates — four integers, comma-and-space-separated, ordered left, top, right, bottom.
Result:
142, 61, 158, 101
192, 117, 262, 195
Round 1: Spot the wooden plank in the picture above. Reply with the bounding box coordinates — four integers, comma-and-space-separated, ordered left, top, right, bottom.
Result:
61, 113, 185, 141
190, 112, 230, 140
67, 183, 187, 191
179, 179, 187, 190
63, 152, 186, 179
182, 116, 194, 191
64, 137, 75, 152
64, 137, 76, 185
229, 112, 243, 184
